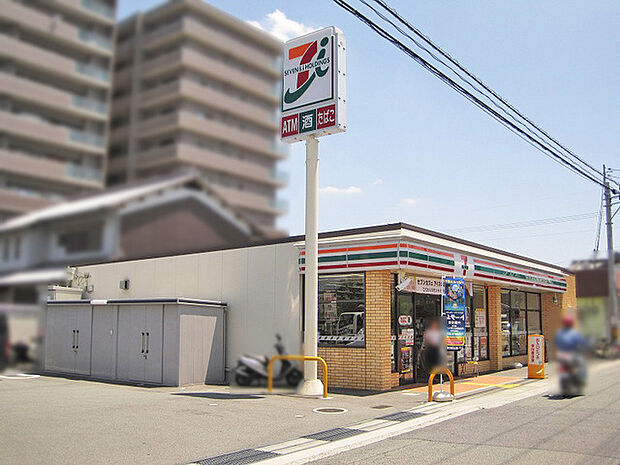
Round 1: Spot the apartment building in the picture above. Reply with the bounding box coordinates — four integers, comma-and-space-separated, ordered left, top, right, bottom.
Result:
108, 0, 287, 229
0, 0, 117, 221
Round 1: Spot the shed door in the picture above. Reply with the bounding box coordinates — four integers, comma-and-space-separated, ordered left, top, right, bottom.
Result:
45, 307, 75, 373
117, 305, 146, 381
143, 305, 163, 384
73, 305, 92, 375
91, 305, 118, 379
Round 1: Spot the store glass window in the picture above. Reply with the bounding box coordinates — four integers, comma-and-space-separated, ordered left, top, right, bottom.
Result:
472, 285, 489, 360
511, 307, 527, 355
501, 290, 511, 356
527, 293, 542, 335
318, 273, 365, 347
502, 290, 543, 357
457, 285, 489, 362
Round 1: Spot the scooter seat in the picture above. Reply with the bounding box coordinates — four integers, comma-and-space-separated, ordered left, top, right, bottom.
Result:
254, 355, 269, 364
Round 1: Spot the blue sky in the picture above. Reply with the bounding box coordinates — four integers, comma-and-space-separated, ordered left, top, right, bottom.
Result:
119, 1, 619, 266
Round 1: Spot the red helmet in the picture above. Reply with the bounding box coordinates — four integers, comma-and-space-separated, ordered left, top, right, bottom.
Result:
561, 315, 575, 328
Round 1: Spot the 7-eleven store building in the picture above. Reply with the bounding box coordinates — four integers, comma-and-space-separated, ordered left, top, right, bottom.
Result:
68, 223, 575, 390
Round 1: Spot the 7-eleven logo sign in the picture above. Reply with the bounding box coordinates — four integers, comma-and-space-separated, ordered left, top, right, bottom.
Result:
280, 27, 345, 142
282, 33, 333, 112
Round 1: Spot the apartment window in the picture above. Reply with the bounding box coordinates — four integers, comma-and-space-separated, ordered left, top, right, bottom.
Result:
57, 222, 103, 254
2, 240, 8, 261
501, 290, 542, 357
13, 237, 20, 260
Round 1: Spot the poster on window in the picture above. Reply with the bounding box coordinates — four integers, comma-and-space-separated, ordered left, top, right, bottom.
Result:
444, 276, 466, 350
475, 308, 486, 328
480, 336, 488, 359
400, 346, 412, 373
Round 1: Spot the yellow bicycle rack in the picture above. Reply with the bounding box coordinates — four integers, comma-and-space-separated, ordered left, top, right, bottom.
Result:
267, 355, 328, 399
428, 366, 455, 402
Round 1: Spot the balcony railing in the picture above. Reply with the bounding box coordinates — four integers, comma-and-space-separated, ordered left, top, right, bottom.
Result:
75, 62, 109, 82
72, 95, 107, 115
66, 163, 103, 182
79, 29, 112, 50
69, 130, 105, 148
81, 0, 114, 19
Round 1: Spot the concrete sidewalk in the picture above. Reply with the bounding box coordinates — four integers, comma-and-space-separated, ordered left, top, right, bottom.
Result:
0, 365, 539, 465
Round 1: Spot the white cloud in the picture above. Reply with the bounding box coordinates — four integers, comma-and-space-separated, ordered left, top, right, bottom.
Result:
248, 9, 319, 42
320, 186, 363, 195
400, 197, 420, 206
372, 179, 383, 185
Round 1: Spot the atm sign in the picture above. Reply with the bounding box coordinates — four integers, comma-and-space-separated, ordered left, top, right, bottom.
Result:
281, 104, 336, 138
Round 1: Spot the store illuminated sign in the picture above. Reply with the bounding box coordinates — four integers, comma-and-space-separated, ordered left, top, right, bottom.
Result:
281, 27, 346, 142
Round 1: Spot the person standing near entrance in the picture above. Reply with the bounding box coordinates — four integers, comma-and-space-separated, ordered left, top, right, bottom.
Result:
422, 318, 445, 375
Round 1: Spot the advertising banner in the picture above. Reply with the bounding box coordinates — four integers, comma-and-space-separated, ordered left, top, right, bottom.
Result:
444, 276, 466, 350
281, 27, 346, 142
527, 334, 545, 379
415, 277, 443, 295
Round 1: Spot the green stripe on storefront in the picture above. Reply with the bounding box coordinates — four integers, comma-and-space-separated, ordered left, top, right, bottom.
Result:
298, 250, 398, 265
408, 252, 454, 266
475, 264, 566, 288
348, 251, 398, 261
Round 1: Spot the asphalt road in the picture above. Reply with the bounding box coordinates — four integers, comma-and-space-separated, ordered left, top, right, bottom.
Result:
310, 361, 620, 465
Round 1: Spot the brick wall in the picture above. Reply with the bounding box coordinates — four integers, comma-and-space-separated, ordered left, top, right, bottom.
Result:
318, 270, 392, 391
488, 285, 503, 370
542, 274, 576, 356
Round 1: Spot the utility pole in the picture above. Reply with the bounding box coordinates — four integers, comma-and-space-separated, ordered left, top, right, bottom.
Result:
603, 165, 618, 343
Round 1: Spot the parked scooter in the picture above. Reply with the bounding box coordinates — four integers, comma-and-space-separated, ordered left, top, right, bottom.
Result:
557, 351, 585, 397
233, 334, 303, 387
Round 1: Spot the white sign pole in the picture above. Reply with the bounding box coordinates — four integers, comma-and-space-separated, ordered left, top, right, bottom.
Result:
299, 135, 324, 396
280, 27, 345, 396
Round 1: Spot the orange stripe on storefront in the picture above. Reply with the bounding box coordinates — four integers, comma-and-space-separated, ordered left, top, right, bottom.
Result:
403, 243, 454, 258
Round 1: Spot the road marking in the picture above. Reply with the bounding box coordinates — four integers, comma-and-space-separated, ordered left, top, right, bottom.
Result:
348, 419, 399, 432
257, 438, 328, 454
460, 382, 520, 388
252, 380, 554, 465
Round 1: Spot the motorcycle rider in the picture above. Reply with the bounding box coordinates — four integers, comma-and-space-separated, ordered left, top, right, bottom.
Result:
555, 315, 589, 394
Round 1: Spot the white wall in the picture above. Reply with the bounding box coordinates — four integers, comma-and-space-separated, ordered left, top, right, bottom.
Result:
78, 242, 302, 372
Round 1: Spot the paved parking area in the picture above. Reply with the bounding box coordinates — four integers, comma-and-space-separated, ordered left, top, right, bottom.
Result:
0, 367, 531, 465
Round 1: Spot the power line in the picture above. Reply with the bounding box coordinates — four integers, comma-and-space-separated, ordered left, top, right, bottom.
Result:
368, 0, 607, 183
444, 212, 598, 234
331, 0, 611, 190
359, 0, 589, 181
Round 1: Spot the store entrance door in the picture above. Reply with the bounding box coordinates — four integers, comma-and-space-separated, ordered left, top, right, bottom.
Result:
413, 294, 442, 384
396, 292, 442, 385
396, 292, 414, 385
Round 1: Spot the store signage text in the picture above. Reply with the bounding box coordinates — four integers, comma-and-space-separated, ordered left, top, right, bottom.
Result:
415, 277, 443, 295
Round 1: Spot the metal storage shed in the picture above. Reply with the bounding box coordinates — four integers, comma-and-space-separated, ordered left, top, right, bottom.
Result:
45, 298, 227, 386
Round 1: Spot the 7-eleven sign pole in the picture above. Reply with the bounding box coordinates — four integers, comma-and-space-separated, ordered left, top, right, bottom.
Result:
299, 135, 322, 396
280, 27, 346, 396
